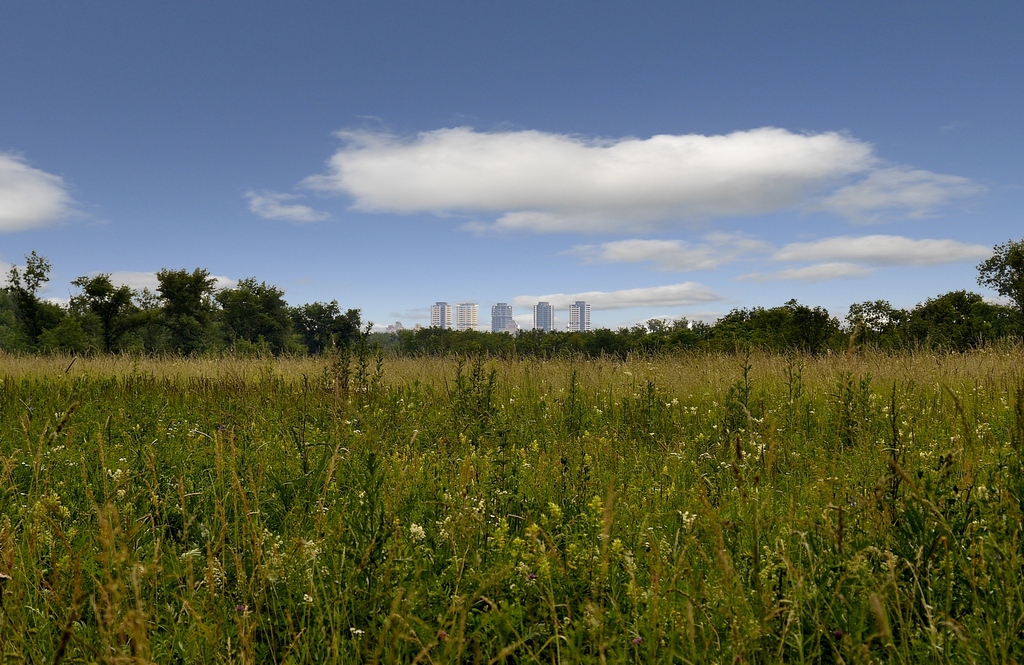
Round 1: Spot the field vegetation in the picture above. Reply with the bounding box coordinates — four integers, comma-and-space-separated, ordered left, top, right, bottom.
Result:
2, 347, 1024, 663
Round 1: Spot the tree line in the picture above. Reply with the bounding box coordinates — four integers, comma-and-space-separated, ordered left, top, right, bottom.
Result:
2, 239, 1022, 356
1, 255, 363, 355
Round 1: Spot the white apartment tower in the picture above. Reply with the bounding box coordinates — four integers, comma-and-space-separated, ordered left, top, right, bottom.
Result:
430, 302, 452, 329
491, 303, 518, 334
454, 302, 479, 331
533, 301, 554, 332
567, 301, 591, 332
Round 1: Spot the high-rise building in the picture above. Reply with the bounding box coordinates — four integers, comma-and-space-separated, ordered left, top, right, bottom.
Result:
533, 301, 554, 332
454, 302, 478, 331
430, 302, 452, 329
567, 301, 591, 332
491, 303, 518, 334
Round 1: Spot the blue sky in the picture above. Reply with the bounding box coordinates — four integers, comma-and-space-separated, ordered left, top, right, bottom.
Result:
2, 2, 1021, 331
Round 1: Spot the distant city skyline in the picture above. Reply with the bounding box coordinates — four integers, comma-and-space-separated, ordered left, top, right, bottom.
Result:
491, 303, 517, 334
568, 301, 592, 333
429, 302, 452, 330
424, 299, 592, 332
533, 302, 554, 333
454, 302, 478, 331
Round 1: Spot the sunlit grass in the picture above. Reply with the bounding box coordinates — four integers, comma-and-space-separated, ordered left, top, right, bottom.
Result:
1, 346, 1023, 662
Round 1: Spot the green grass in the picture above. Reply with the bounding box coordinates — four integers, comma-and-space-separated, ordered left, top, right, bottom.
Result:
1, 348, 1023, 663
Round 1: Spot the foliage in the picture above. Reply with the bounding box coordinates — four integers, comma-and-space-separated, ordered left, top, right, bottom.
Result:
216, 278, 292, 354
156, 268, 217, 354
70, 274, 141, 352
707, 300, 840, 353
4, 251, 63, 345
906, 290, 1015, 350
290, 301, 362, 353
846, 299, 908, 349
977, 238, 1024, 316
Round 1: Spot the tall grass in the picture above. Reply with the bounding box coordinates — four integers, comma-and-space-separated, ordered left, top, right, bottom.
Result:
1, 347, 1023, 663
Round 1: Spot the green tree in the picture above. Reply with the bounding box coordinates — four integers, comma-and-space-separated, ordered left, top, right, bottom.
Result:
907, 290, 1014, 350
216, 278, 292, 354
706, 301, 839, 354
4, 251, 63, 345
0, 289, 31, 350
290, 301, 362, 354
38, 316, 93, 354
70, 274, 140, 352
783, 299, 840, 354
846, 300, 908, 349
156, 268, 217, 354
977, 239, 1024, 318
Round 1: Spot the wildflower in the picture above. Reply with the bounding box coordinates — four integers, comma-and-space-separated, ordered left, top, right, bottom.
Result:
832, 629, 843, 638
350, 627, 365, 636
410, 523, 426, 541
301, 539, 320, 562
632, 637, 642, 644
303, 593, 313, 603
236, 604, 249, 613
437, 630, 448, 640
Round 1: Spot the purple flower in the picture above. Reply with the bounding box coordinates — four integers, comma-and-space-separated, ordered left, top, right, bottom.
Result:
527, 572, 537, 581
437, 630, 448, 640
833, 629, 844, 638
236, 604, 249, 613
632, 637, 643, 644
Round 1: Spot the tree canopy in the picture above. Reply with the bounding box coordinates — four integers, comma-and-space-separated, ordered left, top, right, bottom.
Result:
977, 239, 1024, 317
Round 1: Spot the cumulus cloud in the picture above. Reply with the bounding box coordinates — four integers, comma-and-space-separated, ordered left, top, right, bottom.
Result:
774, 235, 991, 266
513, 282, 721, 311
738, 263, 873, 282
301, 126, 983, 232
816, 167, 984, 222
304, 126, 883, 233
246, 190, 330, 223
108, 271, 236, 292
567, 233, 771, 271
0, 153, 75, 232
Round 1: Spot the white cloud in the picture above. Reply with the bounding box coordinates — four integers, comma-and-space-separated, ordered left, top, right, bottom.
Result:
108, 271, 236, 292
302, 127, 984, 232
304, 126, 883, 233
108, 271, 160, 292
738, 262, 873, 282
566, 233, 771, 271
816, 167, 984, 222
246, 190, 330, 223
774, 235, 990, 266
0, 153, 75, 232
513, 282, 721, 311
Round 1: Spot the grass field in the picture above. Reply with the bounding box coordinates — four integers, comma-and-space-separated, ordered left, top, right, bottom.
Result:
1, 348, 1023, 663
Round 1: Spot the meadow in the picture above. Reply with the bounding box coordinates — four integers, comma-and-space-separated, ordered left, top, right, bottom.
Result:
1, 348, 1023, 664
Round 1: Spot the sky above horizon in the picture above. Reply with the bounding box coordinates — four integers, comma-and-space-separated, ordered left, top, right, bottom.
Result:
2, 2, 1022, 331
